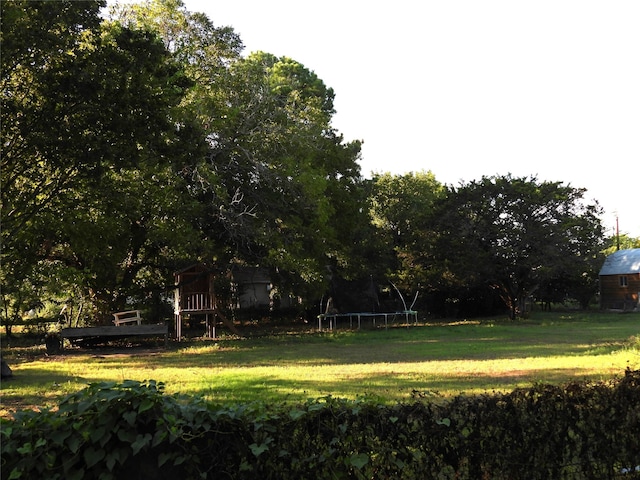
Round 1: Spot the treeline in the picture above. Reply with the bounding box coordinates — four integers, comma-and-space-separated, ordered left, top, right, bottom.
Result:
1, 0, 634, 331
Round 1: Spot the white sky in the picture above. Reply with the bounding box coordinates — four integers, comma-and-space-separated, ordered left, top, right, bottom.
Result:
183, 0, 639, 238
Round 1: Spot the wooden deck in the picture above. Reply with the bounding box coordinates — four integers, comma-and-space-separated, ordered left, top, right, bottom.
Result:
60, 324, 169, 348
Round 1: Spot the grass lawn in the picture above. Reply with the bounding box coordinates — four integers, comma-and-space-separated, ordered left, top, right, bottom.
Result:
1, 310, 639, 417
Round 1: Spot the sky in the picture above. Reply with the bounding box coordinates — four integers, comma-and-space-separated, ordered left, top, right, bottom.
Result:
181, 1, 639, 238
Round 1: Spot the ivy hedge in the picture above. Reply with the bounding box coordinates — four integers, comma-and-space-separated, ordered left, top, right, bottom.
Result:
2, 370, 639, 479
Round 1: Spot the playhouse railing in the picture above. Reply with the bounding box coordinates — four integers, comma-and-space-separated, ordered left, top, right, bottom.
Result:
183, 293, 212, 311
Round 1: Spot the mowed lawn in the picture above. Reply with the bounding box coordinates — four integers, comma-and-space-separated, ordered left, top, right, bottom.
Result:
1, 311, 639, 416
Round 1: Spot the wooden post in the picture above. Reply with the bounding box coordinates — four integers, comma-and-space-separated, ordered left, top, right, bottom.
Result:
205, 313, 216, 339
174, 313, 181, 339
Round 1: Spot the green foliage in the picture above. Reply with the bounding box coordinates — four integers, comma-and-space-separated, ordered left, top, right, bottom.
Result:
1, 0, 210, 327
0, 0, 361, 329
1, 0, 105, 331
0, 380, 232, 480
0, 0, 620, 329
367, 171, 445, 289
603, 233, 640, 254
180, 48, 365, 294
108, 1, 366, 301
3, 372, 639, 479
430, 175, 605, 318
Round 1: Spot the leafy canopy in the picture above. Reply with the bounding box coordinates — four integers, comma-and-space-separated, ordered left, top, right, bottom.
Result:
429, 174, 604, 318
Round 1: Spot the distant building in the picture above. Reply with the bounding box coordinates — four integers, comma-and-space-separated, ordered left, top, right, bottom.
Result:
599, 249, 640, 311
230, 266, 272, 309
229, 266, 297, 310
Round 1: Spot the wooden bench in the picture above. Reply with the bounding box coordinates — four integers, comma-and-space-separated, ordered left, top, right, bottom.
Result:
112, 310, 143, 326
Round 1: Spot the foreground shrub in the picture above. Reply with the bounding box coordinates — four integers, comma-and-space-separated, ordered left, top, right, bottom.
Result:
2, 371, 639, 479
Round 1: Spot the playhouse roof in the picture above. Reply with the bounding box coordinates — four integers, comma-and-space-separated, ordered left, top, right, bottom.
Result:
599, 249, 640, 276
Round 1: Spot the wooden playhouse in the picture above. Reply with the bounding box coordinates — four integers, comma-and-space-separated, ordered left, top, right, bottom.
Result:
173, 263, 240, 338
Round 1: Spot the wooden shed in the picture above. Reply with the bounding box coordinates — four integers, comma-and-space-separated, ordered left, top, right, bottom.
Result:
230, 266, 272, 309
599, 249, 640, 311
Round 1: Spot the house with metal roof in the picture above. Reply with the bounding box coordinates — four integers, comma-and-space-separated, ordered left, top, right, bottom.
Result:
599, 249, 640, 311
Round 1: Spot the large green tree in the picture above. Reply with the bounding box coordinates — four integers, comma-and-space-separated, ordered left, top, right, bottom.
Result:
1, 0, 103, 252
429, 175, 604, 319
109, 0, 367, 301
201, 51, 365, 296
367, 171, 445, 292
2, 0, 107, 331
1, 0, 205, 328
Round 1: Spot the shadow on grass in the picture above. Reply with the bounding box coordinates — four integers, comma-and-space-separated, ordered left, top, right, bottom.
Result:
172, 366, 629, 405
0, 367, 94, 415
2, 312, 638, 414
3, 353, 630, 415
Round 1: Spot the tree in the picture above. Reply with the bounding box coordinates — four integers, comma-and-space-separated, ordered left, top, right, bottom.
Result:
112, 1, 367, 298
1, 0, 103, 253
202, 51, 365, 298
2, 0, 106, 331
367, 171, 445, 292
3, 0, 367, 330
1, 0, 205, 328
602, 234, 640, 255
430, 175, 604, 319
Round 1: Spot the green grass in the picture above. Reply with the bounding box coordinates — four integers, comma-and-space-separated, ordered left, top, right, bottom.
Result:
1, 311, 639, 416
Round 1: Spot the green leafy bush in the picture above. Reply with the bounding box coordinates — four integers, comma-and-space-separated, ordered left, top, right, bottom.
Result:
2, 371, 639, 479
